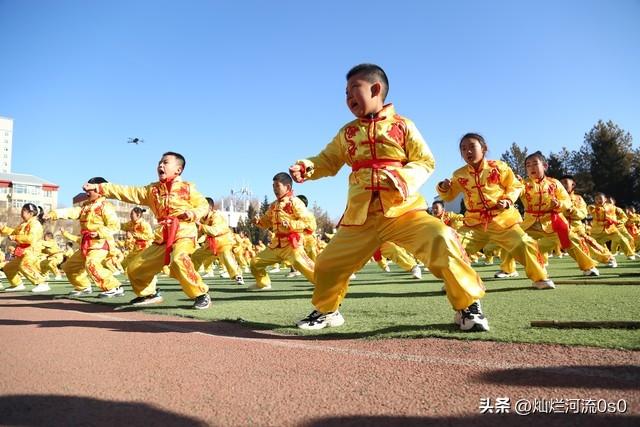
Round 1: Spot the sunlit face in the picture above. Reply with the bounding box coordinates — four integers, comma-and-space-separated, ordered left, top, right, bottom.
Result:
346, 74, 381, 118
525, 157, 547, 179
21, 207, 34, 222
130, 210, 141, 221
595, 194, 606, 206
272, 180, 290, 198
459, 138, 486, 167
157, 155, 183, 182
431, 203, 444, 217
560, 178, 575, 193
85, 187, 101, 201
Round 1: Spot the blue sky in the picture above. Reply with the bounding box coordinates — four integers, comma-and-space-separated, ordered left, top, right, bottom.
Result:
1, 0, 639, 219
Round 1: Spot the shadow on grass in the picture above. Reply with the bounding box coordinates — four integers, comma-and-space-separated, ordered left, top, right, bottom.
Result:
0, 394, 206, 427
476, 365, 640, 391
301, 414, 639, 427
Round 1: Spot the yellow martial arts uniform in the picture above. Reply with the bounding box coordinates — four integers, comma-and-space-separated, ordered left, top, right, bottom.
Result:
48, 197, 121, 292
295, 104, 484, 311
121, 218, 153, 270
97, 177, 209, 299
611, 205, 636, 254
1, 218, 47, 288
192, 209, 241, 281
437, 159, 548, 282
40, 238, 65, 278
376, 241, 417, 272
588, 203, 634, 257
565, 191, 612, 264
499, 176, 597, 273
250, 193, 316, 289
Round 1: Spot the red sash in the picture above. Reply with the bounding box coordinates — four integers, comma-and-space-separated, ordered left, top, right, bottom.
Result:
276, 232, 301, 249
372, 248, 383, 262
161, 217, 180, 265
81, 230, 109, 257
550, 212, 572, 249
206, 235, 219, 256
351, 159, 405, 172
14, 243, 30, 258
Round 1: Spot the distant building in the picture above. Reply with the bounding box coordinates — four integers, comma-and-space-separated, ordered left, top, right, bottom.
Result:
0, 172, 59, 212
0, 116, 13, 173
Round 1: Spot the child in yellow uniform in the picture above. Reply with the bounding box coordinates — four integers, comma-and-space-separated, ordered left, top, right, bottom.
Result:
250, 172, 316, 290
609, 197, 636, 255
588, 193, 635, 260
290, 64, 487, 331
1, 203, 49, 292
624, 206, 640, 251
84, 152, 211, 309
437, 134, 554, 290
560, 175, 616, 267
192, 197, 244, 285
498, 152, 600, 277
120, 207, 154, 271
40, 231, 64, 280
46, 178, 123, 297
373, 241, 422, 278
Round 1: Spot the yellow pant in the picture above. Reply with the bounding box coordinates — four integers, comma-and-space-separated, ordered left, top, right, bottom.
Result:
591, 229, 634, 257
458, 223, 547, 282
380, 241, 417, 271
126, 238, 207, 299
192, 244, 240, 279
250, 246, 314, 289
4, 254, 46, 286
122, 247, 145, 271
611, 227, 636, 254
501, 227, 597, 273
63, 249, 121, 291
303, 235, 318, 261
40, 253, 64, 277
312, 209, 484, 312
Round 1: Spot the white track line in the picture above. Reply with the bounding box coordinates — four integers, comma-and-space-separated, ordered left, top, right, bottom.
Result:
75, 310, 637, 382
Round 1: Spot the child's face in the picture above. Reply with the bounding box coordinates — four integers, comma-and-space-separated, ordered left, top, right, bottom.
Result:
272, 180, 290, 198
346, 73, 383, 117
21, 208, 32, 222
459, 138, 485, 167
431, 203, 444, 217
595, 194, 606, 205
157, 155, 183, 182
130, 210, 141, 221
525, 157, 547, 179
560, 178, 575, 193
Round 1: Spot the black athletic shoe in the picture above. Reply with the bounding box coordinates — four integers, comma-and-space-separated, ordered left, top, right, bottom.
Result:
193, 293, 211, 310
130, 292, 163, 306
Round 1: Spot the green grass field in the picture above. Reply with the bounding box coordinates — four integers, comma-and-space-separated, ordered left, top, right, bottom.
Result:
21, 256, 640, 350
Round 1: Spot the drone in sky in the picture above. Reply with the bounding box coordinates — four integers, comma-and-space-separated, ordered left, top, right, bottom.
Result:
127, 137, 144, 144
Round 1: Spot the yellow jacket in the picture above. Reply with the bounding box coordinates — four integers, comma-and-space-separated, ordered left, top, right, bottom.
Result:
588, 203, 618, 234
436, 211, 464, 230
48, 197, 119, 252
121, 218, 154, 249
41, 239, 63, 256
294, 104, 433, 225
565, 192, 588, 226
259, 194, 316, 249
199, 210, 234, 248
0, 217, 43, 256
437, 159, 523, 229
97, 177, 208, 244
519, 177, 572, 232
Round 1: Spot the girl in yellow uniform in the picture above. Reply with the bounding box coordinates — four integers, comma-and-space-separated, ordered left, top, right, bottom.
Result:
121, 207, 154, 271
437, 134, 554, 290
40, 231, 65, 280
588, 193, 635, 260
1, 203, 49, 292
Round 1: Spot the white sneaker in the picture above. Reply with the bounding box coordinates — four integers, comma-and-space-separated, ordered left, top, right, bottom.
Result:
532, 279, 556, 290
203, 272, 214, 278
607, 258, 618, 268
349, 273, 357, 280
628, 255, 637, 261
31, 283, 51, 293
410, 265, 422, 279
494, 271, 519, 279
54, 275, 63, 281
4, 284, 26, 292
269, 267, 281, 273
247, 284, 272, 291
582, 268, 599, 277
455, 301, 489, 332
235, 276, 245, 285
383, 266, 391, 272
98, 287, 125, 298
297, 310, 345, 330
286, 271, 301, 278
220, 271, 230, 279
69, 287, 93, 296
243, 267, 250, 274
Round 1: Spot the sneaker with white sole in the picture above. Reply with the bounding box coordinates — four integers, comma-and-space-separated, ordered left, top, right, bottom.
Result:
31, 283, 51, 293
247, 284, 272, 291
235, 276, 245, 285
69, 287, 93, 297
494, 271, 519, 279
532, 279, 556, 289
582, 268, 599, 277
383, 266, 391, 272
349, 273, 357, 280
220, 271, 230, 279
296, 310, 345, 330
130, 292, 163, 306
628, 255, 637, 261
286, 271, 301, 278
4, 284, 26, 292
607, 258, 618, 268
410, 265, 422, 279
202, 272, 214, 278
98, 287, 125, 298
455, 301, 489, 332
193, 293, 211, 309
269, 267, 281, 274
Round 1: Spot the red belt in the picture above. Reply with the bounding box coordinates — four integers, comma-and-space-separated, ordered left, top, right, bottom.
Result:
276, 231, 301, 249
351, 159, 405, 172
81, 230, 109, 257
14, 243, 30, 258
206, 235, 219, 256
160, 217, 180, 265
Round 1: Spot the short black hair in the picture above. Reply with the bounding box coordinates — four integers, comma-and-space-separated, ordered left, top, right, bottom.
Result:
205, 197, 215, 208
88, 177, 108, 184
273, 172, 293, 187
297, 195, 308, 207
162, 151, 186, 171
131, 206, 146, 215
346, 64, 389, 101
560, 174, 575, 182
525, 151, 546, 164
432, 200, 445, 209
